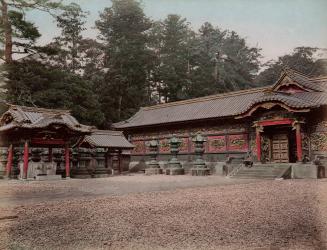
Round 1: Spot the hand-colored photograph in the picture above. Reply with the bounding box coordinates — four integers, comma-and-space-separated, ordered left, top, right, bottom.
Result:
0, 0, 326, 249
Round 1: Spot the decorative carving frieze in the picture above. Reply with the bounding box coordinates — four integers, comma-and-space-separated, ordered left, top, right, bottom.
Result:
311, 132, 327, 151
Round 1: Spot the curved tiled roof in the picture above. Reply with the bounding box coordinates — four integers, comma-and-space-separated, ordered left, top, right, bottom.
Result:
0, 105, 91, 133
113, 69, 327, 129
80, 130, 134, 149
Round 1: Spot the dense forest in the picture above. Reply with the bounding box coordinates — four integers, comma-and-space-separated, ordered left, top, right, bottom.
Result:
0, 0, 326, 128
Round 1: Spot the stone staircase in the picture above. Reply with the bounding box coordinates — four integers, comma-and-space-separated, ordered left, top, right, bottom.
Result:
229, 163, 292, 179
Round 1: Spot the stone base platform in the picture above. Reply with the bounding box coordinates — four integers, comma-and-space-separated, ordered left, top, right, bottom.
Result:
92, 174, 110, 178
191, 168, 210, 176
72, 174, 92, 179
35, 175, 62, 181
145, 168, 163, 175
166, 168, 185, 175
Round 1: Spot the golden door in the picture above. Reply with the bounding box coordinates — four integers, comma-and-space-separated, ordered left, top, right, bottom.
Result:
272, 133, 289, 163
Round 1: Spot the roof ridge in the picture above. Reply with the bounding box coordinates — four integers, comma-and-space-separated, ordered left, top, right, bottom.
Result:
10, 104, 71, 114
312, 76, 327, 81
143, 86, 270, 110
91, 129, 123, 134
284, 68, 310, 78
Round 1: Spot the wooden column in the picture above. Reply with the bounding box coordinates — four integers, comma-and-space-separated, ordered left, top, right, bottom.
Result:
65, 144, 70, 178
256, 128, 261, 162
5, 144, 13, 178
118, 150, 122, 174
48, 147, 52, 162
23, 141, 29, 179
295, 123, 303, 162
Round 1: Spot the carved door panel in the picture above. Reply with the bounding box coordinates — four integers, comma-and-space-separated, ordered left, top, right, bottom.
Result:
272, 134, 289, 163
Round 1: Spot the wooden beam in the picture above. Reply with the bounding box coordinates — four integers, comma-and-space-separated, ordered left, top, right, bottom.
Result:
258, 118, 293, 127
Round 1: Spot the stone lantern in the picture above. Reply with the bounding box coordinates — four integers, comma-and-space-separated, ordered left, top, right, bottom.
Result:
191, 133, 210, 176
167, 135, 184, 175
145, 139, 163, 175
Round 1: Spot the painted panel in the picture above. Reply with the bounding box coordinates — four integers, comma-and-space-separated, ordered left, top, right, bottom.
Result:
179, 137, 189, 153
159, 138, 170, 153
228, 134, 248, 152
208, 135, 227, 152
132, 141, 145, 154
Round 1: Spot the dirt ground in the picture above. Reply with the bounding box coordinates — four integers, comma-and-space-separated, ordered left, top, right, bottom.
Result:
0, 175, 327, 250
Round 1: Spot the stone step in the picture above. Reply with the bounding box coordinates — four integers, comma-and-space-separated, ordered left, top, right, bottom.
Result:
233, 175, 278, 179
237, 169, 282, 174
231, 164, 291, 179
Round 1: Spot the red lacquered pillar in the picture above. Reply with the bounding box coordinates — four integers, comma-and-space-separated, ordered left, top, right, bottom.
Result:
256, 128, 261, 162
23, 141, 29, 179
5, 144, 13, 178
65, 145, 70, 178
295, 123, 303, 162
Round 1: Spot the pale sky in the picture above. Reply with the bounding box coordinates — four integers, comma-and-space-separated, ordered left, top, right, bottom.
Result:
26, 0, 327, 62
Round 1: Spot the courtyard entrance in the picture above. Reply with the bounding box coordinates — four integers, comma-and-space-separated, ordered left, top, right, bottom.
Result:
255, 118, 303, 163
271, 132, 289, 163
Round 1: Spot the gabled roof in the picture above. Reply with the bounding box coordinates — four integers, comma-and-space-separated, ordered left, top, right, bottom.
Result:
0, 105, 91, 133
113, 69, 327, 129
79, 130, 134, 149
272, 68, 327, 92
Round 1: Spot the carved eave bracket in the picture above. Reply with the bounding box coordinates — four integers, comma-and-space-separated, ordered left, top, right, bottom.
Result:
235, 102, 311, 119
291, 119, 305, 130
252, 122, 264, 133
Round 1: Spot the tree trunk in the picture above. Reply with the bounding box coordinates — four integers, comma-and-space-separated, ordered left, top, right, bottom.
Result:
117, 95, 122, 120
1, 0, 13, 63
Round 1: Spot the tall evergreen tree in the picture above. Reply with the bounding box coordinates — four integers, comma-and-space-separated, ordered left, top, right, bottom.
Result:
218, 30, 261, 91
53, 3, 87, 73
150, 14, 194, 102
95, 0, 152, 124
186, 22, 226, 98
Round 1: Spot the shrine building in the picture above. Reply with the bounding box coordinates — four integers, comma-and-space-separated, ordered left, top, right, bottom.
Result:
113, 69, 327, 177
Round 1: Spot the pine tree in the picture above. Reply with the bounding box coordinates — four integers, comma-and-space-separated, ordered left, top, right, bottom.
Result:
95, 0, 152, 124
0, 0, 64, 63
150, 14, 194, 102
53, 3, 88, 73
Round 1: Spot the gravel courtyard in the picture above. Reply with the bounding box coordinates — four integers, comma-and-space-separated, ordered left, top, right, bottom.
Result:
0, 175, 327, 250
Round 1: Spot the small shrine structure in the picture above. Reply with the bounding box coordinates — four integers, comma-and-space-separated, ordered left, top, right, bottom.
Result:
0, 105, 91, 179
76, 130, 135, 176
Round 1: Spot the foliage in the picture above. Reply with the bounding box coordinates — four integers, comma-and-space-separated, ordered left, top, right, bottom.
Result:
148, 14, 194, 102
53, 3, 88, 72
255, 47, 324, 85
4, 60, 105, 126
1, 0, 325, 129
148, 19, 262, 101
0, 0, 65, 63
95, 0, 152, 124
8, 10, 40, 42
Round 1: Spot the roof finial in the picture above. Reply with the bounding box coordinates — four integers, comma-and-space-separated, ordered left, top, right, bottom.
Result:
282, 65, 291, 73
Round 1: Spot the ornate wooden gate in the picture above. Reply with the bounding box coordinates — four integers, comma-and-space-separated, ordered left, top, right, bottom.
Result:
272, 133, 289, 163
